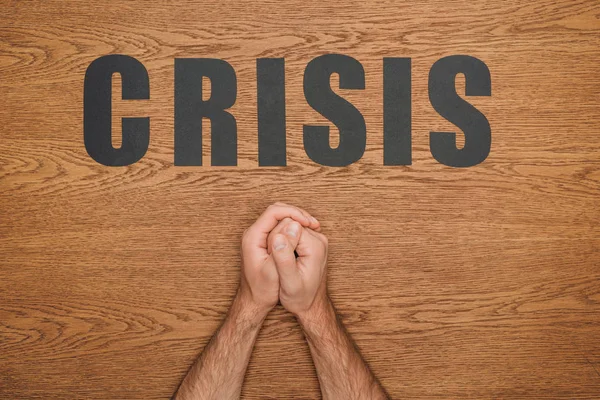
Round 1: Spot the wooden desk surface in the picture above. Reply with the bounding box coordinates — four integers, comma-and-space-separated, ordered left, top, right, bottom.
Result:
1, 1, 599, 398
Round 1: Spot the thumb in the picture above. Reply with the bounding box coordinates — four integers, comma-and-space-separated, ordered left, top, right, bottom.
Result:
270, 233, 300, 285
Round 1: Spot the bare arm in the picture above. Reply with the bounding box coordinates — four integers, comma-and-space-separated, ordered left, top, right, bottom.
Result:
299, 297, 388, 399
267, 221, 389, 399
173, 203, 320, 400
173, 293, 266, 400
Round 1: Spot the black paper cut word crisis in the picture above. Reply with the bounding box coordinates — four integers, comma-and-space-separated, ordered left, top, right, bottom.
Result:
84, 54, 491, 168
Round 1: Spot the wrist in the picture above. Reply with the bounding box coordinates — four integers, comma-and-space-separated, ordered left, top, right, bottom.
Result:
231, 289, 271, 327
296, 295, 335, 333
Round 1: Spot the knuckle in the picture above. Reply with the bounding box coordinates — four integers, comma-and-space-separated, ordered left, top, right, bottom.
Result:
281, 253, 295, 263
298, 208, 309, 217
241, 229, 251, 244
320, 238, 328, 249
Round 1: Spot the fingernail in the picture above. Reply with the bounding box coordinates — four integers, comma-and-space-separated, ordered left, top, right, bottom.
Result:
286, 223, 299, 237
273, 235, 287, 251
311, 216, 318, 224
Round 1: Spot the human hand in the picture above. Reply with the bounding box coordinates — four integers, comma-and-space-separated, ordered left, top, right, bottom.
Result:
267, 218, 329, 321
237, 203, 320, 318
266, 220, 390, 400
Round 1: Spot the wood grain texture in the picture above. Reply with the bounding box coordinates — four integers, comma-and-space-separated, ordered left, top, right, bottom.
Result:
1, 0, 599, 398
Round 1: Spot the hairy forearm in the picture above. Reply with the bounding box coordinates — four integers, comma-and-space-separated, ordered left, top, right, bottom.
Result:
299, 298, 389, 400
174, 292, 267, 400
